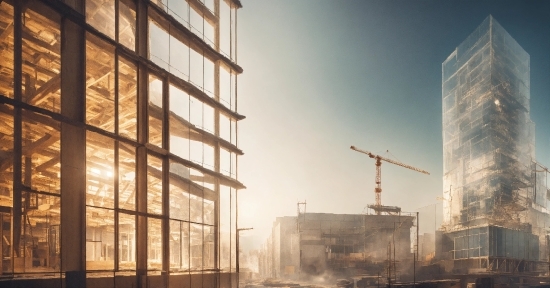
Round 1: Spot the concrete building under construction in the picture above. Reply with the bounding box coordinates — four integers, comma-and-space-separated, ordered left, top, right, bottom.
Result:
259, 212, 415, 283
0, 0, 244, 287
440, 15, 550, 274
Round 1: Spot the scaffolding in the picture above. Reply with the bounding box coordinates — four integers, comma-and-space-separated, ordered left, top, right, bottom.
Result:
441, 15, 550, 273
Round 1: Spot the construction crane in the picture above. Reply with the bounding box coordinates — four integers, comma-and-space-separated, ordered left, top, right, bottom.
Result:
350, 145, 430, 215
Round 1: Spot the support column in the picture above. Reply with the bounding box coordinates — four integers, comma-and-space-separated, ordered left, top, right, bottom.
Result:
135, 0, 149, 276
12, 0, 22, 270
60, 17, 86, 288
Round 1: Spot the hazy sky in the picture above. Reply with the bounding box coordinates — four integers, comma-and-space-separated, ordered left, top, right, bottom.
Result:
236, 1, 550, 250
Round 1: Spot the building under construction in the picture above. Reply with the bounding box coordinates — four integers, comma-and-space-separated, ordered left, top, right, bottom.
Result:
440, 15, 550, 276
259, 211, 415, 284
0, 0, 244, 287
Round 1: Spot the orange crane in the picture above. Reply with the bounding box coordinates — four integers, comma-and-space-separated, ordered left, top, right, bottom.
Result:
350, 145, 430, 215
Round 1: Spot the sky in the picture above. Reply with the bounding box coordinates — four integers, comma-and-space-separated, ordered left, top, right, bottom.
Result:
235, 1, 550, 251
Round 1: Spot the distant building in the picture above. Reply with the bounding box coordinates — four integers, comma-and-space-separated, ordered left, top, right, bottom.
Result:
0, 0, 244, 287
260, 213, 414, 281
441, 15, 550, 273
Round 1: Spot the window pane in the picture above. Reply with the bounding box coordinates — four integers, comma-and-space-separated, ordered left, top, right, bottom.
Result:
118, 213, 136, 270
190, 49, 203, 90
118, 57, 137, 140
169, 35, 189, 81
230, 188, 236, 271
204, 199, 214, 225
220, 148, 230, 177
148, 19, 169, 70
220, 113, 230, 142
20, 192, 61, 272
169, 220, 181, 270
147, 154, 163, 215
190, 194, 203, 224
203, 225, 214, 269
0, 2, 14, 98
219, 1, 230, 58
204, 18, 214, 48
169, 165, 190, 221
119, 143, 136, 210
148, 218, 162, 270
167, 0, 189, 28
86, 33, 115, 132
219, 185, 231, 271
119, 0, 136, 51
204, 143, 214, 170
189, 95, 203, 129
86, 131, 115, 208
22, 110, 60, 193
189, 223, 202, 270
219, 66, 230, 107
169, 84, 190, 160
190, 138, 203, 165
86, 206, 115, 270
189, 8, 202, 38
203, 104, 214, 134
230, 7, 236, 60
148, 74, 163, 147
0, 106, 14, 257
86, 0, 115, 39
22, 7, 61, 113
204, 58, 214, 98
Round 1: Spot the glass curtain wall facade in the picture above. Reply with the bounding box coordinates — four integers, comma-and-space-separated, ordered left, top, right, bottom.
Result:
442, 16, 535, 229
0, 0, 243, 287
441, 15, 550, 269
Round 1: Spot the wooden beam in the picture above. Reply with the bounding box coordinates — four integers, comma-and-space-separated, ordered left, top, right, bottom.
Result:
22, 133, 59, 156
26, 74, 60, 104
35, 155, 59, 173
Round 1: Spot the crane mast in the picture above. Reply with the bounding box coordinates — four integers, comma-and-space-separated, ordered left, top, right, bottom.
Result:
351, 145, 430, 215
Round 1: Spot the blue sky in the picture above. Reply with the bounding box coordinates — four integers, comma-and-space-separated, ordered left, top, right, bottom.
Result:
236, 1, 550, 250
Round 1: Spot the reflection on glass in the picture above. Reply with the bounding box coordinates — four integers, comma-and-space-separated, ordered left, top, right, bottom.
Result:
170, 35, 190, 81
219, 1, 231, 58
22, 7, 61, 113
169, 176, 190, 221
203, 225, 214, 269
148, 74, 163, 147
167, 0, 189, 28
190, 49, 203, 89
86, 206, 115, 270
189, 7, 202, 38
219, 66, 231, 108
86, 130, 115, 208
190, 223, 202, 270
203, 104, 214, 133
219, 185, 231, 271
190, 193, 203, 224
148, 19, 169, 70
147, 154, 163, 215
203, 199, 214, 225
169, 84, 190, 160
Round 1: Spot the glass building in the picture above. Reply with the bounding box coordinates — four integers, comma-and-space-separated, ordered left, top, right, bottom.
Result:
0, 0, 243, 287
441, 15, 550, 272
